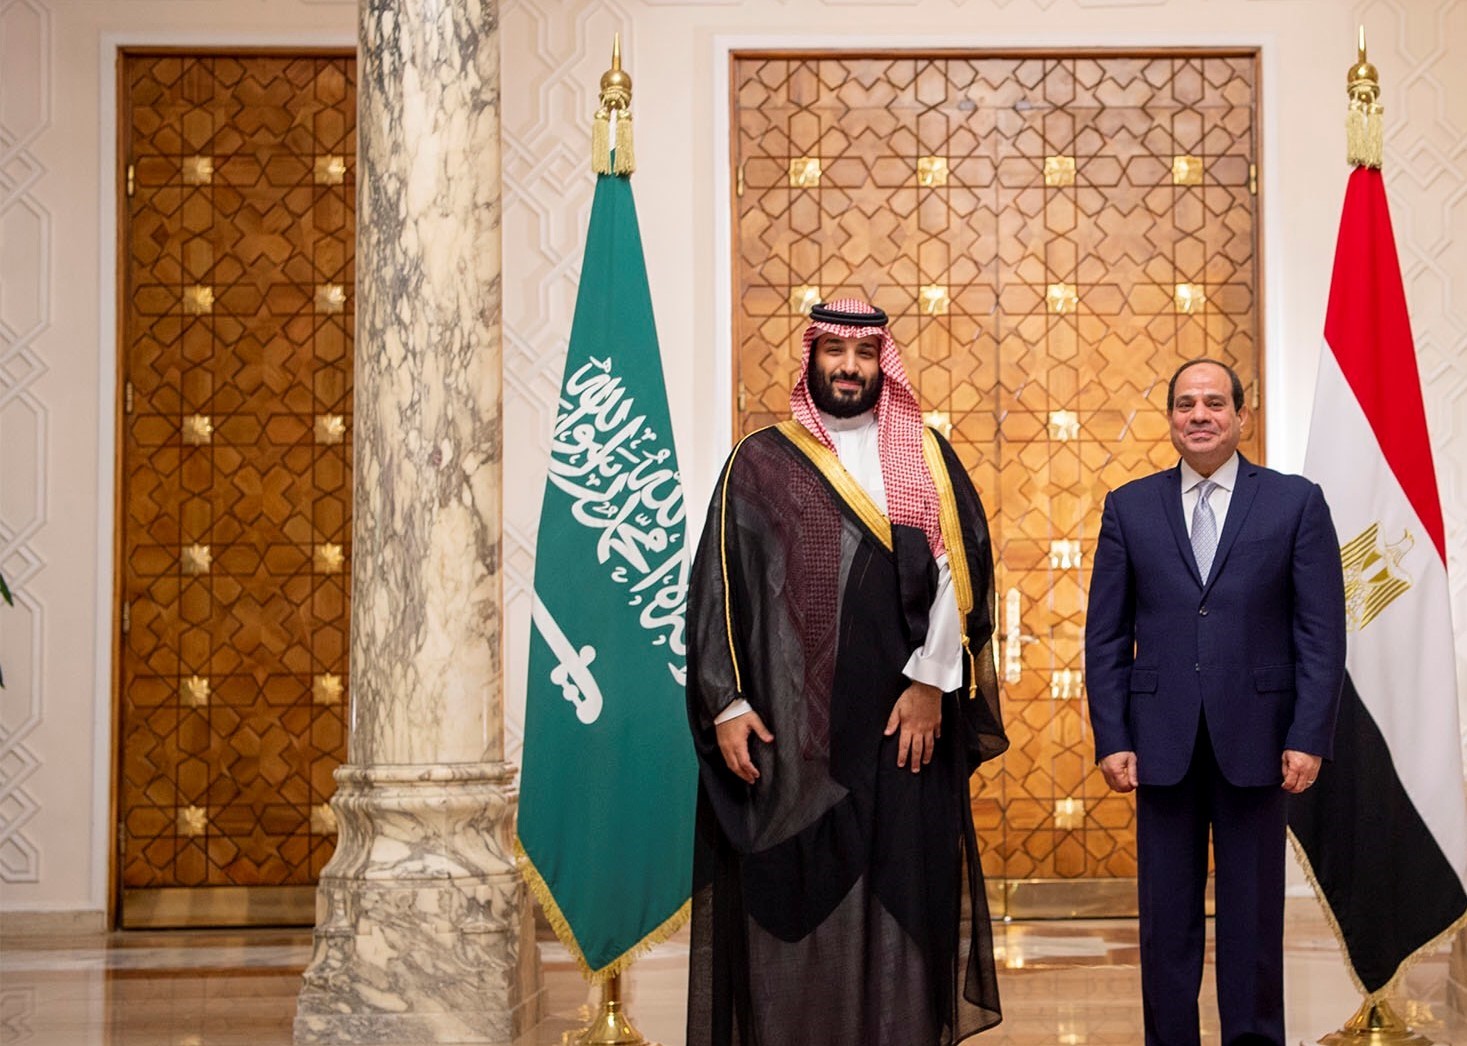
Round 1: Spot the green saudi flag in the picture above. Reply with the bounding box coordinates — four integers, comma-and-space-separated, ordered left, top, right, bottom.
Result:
516, 169, 696, 980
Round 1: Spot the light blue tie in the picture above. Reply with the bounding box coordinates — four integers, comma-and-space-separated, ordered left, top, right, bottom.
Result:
1192, 479, 1219, 582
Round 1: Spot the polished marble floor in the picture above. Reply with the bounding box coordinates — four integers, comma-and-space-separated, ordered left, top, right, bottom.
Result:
2, 901, 1461, 1045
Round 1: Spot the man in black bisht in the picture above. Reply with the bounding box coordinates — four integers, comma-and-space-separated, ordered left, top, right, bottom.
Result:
685, 299, 1008, 1046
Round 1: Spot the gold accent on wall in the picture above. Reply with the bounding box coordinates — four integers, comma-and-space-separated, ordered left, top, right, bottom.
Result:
917, 155, 948, 187
1172, 154, 1204, 185
311, 804, 339, 835
923, 410, 953, 438
1043, 155, 1076, 187
788, 156, 821, 188
181, 675, 210, 708
183, 155, 214, 185
313, 673, 343, 706
1003, 587, 1023, 684
919, 284, 949, 316
313, 155, 346, 186
181, 544, 212, 575
1054, 798, 1085, 830
177, 806, 208, 837
790, 285, 820, 316
1049, 539, 1082, 569
314, 414, 346, 445
315, 284, 346, 314
1050, 669, 1081, 701
183, 285, 214, 315
314, 543, 344, 573
182, 414, 213, 446
1175, 282, 1206, 313
1046, 282, 1078, 315
1048, 410, 1080, 442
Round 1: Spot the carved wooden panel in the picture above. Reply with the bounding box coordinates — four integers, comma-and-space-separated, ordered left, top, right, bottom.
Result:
733, 53, 1261, 883
118, 54, 354, 903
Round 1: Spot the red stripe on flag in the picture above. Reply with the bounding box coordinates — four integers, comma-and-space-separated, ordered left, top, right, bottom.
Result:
1323, 167, 1446, 561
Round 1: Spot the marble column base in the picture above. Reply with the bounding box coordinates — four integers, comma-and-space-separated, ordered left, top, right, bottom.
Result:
294, 763, 542, 1045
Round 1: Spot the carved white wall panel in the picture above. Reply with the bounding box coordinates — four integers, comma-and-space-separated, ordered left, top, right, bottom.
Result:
501, 0, 630, 763
1355, 0, 1467, 730
0, 0, 51, 885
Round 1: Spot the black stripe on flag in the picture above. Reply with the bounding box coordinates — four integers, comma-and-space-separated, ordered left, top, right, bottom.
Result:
1289, 670, 1467, 993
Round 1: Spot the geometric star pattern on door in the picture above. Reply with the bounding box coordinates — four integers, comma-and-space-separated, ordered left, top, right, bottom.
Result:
120, 54, 353, 892
734, 53, 1260, 883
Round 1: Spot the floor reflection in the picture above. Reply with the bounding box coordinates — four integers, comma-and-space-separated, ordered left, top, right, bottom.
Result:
0, 902, 1460, 1045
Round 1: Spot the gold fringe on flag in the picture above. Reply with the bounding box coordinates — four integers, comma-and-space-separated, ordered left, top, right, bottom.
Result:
1346, 26, 1384, 169
592, 34, 635, 176
514, 837, 691, 985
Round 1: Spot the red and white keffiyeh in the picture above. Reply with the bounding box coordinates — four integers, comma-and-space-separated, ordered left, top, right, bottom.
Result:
790, 298, 946, 558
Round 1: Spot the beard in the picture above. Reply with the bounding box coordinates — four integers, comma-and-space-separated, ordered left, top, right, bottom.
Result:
807, 364, 883, 418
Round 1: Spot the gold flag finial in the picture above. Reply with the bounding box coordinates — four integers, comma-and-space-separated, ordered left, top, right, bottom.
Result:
1346, 25, 1383, 168
592, 34, 635, 176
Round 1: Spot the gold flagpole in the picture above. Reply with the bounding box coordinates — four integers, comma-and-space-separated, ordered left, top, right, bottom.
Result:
574, 973, 650, 1046
570, 35, 653, 1046
1316, 26, 1428, 1046
1319, 1000, 1431, 1046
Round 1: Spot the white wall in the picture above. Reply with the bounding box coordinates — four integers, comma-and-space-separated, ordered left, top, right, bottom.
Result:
3, 0, 1464, 915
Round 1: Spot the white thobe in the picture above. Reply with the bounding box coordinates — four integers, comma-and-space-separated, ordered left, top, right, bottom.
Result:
714, 411, 963, 723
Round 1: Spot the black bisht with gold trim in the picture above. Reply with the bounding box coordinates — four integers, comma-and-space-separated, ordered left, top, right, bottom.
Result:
685, 421, 1008, 1046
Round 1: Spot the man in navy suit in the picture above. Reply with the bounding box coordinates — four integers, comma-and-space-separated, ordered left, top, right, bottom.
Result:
1085, 359, 1346, 1046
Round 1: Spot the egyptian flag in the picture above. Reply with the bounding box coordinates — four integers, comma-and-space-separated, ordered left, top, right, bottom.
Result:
1290, 165, 1467, 995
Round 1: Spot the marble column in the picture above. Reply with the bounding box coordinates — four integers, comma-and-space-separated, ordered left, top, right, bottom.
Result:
294, 0, 538, 1042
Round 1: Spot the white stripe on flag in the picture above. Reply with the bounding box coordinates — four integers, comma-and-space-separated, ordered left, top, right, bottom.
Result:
1305, 342, 1467, 890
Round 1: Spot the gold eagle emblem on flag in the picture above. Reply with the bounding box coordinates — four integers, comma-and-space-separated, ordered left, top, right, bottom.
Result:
1340, 522, 1414, 632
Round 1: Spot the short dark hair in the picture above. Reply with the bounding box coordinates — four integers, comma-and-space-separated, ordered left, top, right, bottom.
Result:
1167, 358, 1245, 412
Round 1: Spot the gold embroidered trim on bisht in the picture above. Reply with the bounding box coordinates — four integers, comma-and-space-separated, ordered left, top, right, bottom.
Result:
719, 431, 769, 697
775, 419, 893, 550
923, 427, 979, 697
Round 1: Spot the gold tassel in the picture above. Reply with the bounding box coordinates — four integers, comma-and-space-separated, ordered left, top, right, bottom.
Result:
592, 107, 612, 175
1346, 98, 1383, 169
1345, 26, 1384, 170
963, 634, 977, 699
614, 111, 635, 175
592, 34, 635, 178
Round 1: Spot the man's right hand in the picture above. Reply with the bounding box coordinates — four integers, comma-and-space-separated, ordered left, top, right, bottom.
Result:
1099, 751, 1138, 793
715, 710, 774, 784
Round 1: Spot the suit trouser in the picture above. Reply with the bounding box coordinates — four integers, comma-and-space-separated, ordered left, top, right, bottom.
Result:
1136, 718, 1288, 1046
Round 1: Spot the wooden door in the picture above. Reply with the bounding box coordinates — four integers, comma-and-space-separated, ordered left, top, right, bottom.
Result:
116, 52, 355, 927
731, 52, 1261, 915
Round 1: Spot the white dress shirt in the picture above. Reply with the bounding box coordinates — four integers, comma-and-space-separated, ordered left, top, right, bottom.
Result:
714, 411, 964, 723
1179, 451, 1239, 534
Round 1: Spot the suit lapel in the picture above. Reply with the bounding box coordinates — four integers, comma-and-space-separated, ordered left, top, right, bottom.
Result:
1159, 466, 1203, 587
1201, 453, 1259, 594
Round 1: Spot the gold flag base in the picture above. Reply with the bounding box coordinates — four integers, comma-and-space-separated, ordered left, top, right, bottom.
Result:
1318, 1000, 1433, 1045
571, 974, 655, 1046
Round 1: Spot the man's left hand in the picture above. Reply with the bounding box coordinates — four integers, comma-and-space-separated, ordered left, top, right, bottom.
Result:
885, 681, 943, 773
1282, 750, 1322, 794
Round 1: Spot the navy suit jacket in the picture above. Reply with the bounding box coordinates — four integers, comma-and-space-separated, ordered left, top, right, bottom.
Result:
1085, 454, 1347, 788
